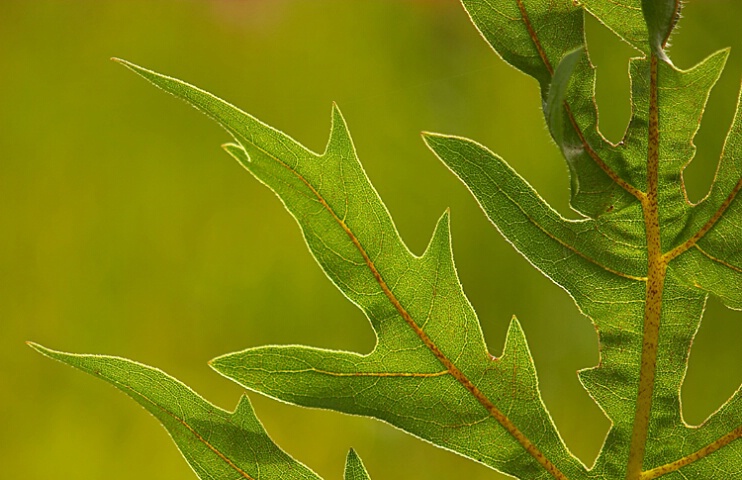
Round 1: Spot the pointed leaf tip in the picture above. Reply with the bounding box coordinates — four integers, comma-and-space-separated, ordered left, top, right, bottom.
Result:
27, 341, 45, 354
422, 208, 453, 261
344, 448, 372, 480
502, 316, 531, 358
325, 102, 354, 157
27, 342, 63, 359
508, 315, 525, 337
111, 57, 147, 74
420, 131, 447, 146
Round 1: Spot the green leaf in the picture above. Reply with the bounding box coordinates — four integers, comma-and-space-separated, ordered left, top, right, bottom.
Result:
111, 0, 742, 469
115, 60, 587, 479
344, 449, 372, 480
28, 342, 320, 480
674, 84, 742, 311
38, 2, 742, 479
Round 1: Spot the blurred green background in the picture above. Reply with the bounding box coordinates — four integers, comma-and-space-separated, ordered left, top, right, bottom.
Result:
3, 0, 742, 478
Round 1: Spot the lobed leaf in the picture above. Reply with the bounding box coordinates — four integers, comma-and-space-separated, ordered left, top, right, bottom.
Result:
113, 0, 742, 471
39, 1, 742, 478
115, 60, 588, 479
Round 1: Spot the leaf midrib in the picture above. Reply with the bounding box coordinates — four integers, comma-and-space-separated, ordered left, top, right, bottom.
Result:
627, 52, 665, 480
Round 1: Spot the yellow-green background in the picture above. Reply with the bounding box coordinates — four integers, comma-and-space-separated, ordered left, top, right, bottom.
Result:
3, 1, 741, 478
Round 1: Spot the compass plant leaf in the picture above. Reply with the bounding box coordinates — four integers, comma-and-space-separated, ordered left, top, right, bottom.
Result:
33, 2, 742, 479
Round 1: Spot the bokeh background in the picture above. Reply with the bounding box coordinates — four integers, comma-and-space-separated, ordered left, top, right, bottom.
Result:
3, 0, 742, 478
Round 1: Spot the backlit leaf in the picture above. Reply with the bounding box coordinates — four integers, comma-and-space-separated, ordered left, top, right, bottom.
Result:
34, 2, 742, 479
